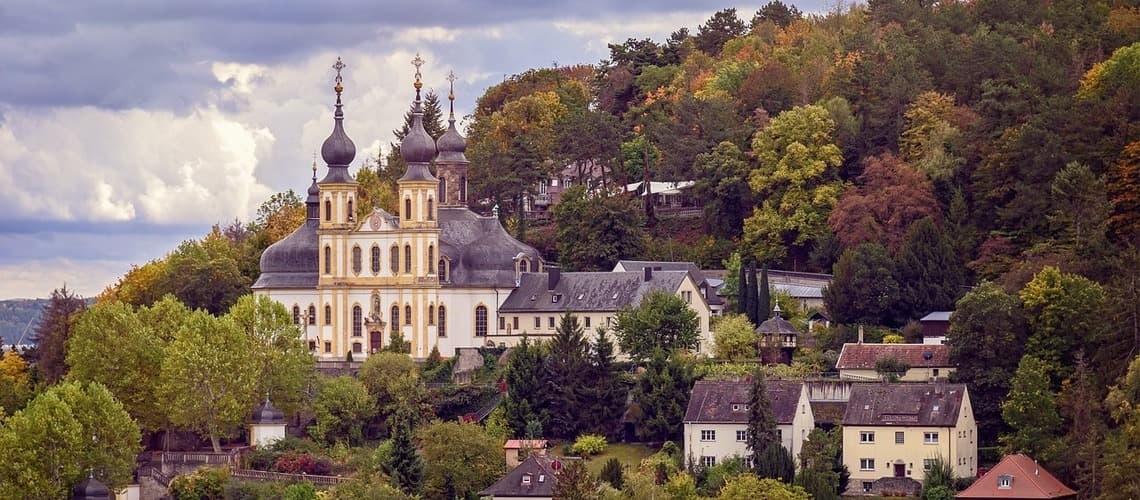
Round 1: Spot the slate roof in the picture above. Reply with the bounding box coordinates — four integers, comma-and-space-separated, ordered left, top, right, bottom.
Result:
844, 383, 968, 427
756, 315, 800, 336
479, 454, 562, 498
437, 207, 542, 288
835, 343, 954, 370
616, 260, 725, 306
683, 380, 804, 424
773, 283, 823, 299
957, 454, 1076, 499
252, 219, 319, 289
499, 270, 690, 313
921, 311, 954, 322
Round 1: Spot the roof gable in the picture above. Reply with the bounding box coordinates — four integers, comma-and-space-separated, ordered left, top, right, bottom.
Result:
957, 454, 1076, 499
836, 343, 954, 370
684, 380, 804, 424
479, 454, 562, 497
844, 383, 968, 427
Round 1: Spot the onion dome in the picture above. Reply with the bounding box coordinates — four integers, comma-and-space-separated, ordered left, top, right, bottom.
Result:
436, 70, 468, 163
399, 53, 438, 181
251, 397, 286, 424
72, 475, 111, 500
305, 156, 320, 218
319, 57, 356, 183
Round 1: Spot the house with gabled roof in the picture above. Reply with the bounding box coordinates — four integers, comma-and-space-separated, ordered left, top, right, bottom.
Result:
614, 260, 726, 315
478, 454, 564, 500
836, 343, 955, 382
683, 379, 814, 469
497, 266, 712, 354
956, 454, 1076, 499
843, 383, 976, 493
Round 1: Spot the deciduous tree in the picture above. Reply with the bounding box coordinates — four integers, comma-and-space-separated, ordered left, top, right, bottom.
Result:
712, 314, 757, 361
226, 295, 314, 416
828, 153, 939, 252
418, 421, 506, 500
614, 290, 700, 362
1001, 356, 1062, 462
309, 375, 376, 446
1019, 266, 1105, 383
554, 185, 648, 272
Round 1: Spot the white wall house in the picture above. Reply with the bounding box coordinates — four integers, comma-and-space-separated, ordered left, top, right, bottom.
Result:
683, 380, 814, 468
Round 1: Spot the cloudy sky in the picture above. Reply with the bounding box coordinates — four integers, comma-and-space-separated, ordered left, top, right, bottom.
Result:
0, 0, 832, 299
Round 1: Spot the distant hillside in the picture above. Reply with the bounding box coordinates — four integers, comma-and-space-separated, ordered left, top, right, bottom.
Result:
0, 299, 49, 346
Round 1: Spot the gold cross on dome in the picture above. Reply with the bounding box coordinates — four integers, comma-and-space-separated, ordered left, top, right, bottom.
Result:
447, 70, 457, 101
412, 53, 424, 82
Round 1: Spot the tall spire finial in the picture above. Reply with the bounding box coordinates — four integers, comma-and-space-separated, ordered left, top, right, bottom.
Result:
332, 57, 346, 97
311, 152, 318, 181
412, 53, 425, 98
446, 70, 457, 120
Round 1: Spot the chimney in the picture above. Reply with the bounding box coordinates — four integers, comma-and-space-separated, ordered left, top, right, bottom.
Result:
548, 266, 560, 291
644, 266, 652, 282
858, 324, 864, 344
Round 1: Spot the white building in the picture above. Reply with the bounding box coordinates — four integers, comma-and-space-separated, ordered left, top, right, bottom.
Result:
683, 379, 815, 468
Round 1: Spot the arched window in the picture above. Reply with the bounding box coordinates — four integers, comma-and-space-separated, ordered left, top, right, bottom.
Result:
438, 305, 447, 337
460, 176, 467, 201
324, 245, 331, 274
352, 305, 362, 337
324, 304, 332, 325
324, 199, 331, 221
517, 257, 530, 277
391, 306, 400, 334
475, 305, 488, 337
438, 258, 447, 282
404, 244, 412, 273
371, 246, 380, 274
352, 246, 362, 274
427, 197, 434, 220
390, 245, 399, 274
405, 198, 412, 220
428, 304, 435, 325
308, 305, 316, 325
428, 246, 435, 274
347, 199, 354, 221
292, 305, 300, 325
405, 305, 412, 325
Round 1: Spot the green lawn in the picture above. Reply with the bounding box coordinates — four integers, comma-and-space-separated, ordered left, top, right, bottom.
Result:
583, 443, 657, 476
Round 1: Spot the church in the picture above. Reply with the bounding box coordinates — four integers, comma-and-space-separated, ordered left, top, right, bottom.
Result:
252, 57, 544, 360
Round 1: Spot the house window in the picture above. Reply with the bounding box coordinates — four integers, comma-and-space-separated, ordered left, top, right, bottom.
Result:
429, 305, 435, 325
924, 432, 939, 444
499, 316, 506, 331
700, 430, 715, 441
404, 244, 412, 273
405, 305, 412, 325
371, 246, 381, 273
352, 342, 362, 353
862, 482, 873, 493
585, 317, 591, 328
475, 306, 488, 337
860, 431, 875, 443
324, 341, 331, 353
535, 317, 541, 329
860, 459, 875, 471
438, 305, 446, 337
933, 368, 940, 377
548, 317, 555, 328
701, 456, 716, 468
428, 246, 435, 274
391, 306, 399, 334
352, 246, 362, 274
352, 306, 362, 337
308, 305, 316, 325
513, 317, 519, 330
682, 290, 692, 303
391, 246, 399, 274
998, 474, 1013, 489
736, 430, 748, 442
895, 432, 905, 444
460, 175, 466, 201
324, 246, 331, 274
292, 306, 300, 324
405, 198, 412, 220
324, 305, 331, 325
923, 459, 936, 471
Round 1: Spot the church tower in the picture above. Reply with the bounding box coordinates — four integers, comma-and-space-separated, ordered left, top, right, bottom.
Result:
435, 70, 469, 207
318, 57, 358, 234
397, 54, 440, 227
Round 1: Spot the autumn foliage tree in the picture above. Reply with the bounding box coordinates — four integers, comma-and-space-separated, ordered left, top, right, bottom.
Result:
828, 152, 939, 252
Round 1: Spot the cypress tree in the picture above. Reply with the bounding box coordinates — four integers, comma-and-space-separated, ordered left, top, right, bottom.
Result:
747, 367, 779, 474
759, 265, 772, 320
738, 263, 749, 315
747, 264, 760, 324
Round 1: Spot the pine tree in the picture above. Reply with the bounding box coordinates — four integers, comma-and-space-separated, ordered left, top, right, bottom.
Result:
545, 313, 591, 438
31, 286, 87, 384
503, 336, 549, 438
894, 217, 966, 321
599, 457, 625, 489
747, 368, 779, 475
581, 328, 628, 438
633, 349, 693, 442
758, 265, 771, 320
385, 329, 411, 354
388, 412, 422, 494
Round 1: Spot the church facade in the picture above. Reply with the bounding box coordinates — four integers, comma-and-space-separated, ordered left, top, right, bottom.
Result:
252, 59, 543, 360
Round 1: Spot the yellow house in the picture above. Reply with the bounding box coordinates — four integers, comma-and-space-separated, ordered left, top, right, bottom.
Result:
836, 343, 955, 382
842, 383, 977, 494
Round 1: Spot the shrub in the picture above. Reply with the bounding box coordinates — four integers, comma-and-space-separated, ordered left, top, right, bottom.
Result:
283, 481, 318, 500
224, 480, 285, 500
169, 467, 228, 500
273, 451, 332, 475
600, 458, 624, 489
571, 434, 608, 457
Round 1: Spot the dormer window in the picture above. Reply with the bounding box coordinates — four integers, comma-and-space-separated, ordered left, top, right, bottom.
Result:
998, 474, 1013, 489
521, 474, 531, 485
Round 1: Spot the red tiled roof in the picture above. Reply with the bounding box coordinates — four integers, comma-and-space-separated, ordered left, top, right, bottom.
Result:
957, 454, 1076, 499
835, 343, 954, 370
504, 439, 548, 450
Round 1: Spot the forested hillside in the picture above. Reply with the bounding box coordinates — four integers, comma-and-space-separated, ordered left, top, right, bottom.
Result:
0, 299, 48, 345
